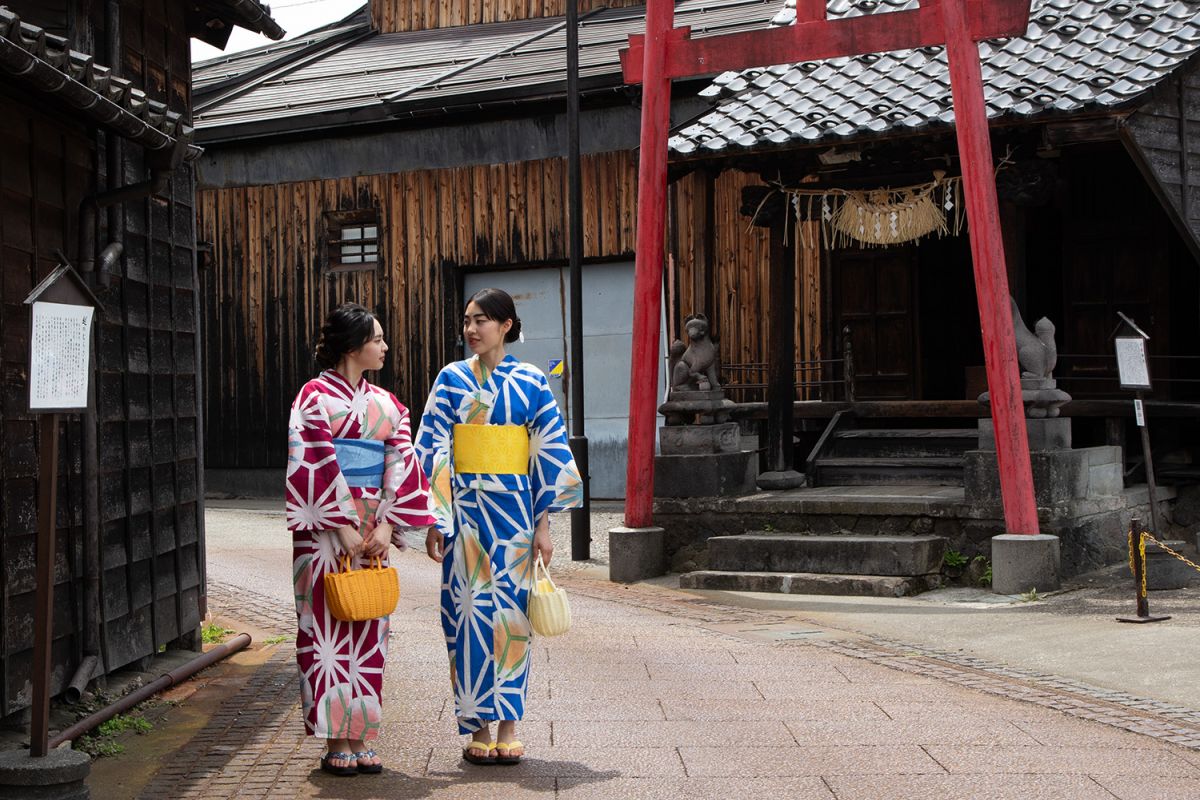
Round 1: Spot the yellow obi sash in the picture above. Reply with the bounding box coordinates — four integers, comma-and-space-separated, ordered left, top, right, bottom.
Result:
453, 424, 529, 474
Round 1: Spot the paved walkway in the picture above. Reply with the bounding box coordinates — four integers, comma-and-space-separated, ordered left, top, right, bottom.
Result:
86, 507, 1200, 799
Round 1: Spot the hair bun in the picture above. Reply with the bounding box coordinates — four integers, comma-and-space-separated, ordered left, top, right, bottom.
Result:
313, 303, 377, 371
505, 316, 523, 345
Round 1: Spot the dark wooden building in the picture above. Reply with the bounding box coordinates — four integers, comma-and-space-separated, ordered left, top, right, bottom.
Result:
667, 0, 1200, 466
192, 0, 781, 499
0, 0, 281, 720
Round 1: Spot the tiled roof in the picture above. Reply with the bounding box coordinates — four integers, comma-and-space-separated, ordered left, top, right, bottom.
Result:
212, 0, 286, 41
0, 6, 192, 155
670, 0, 1200, 157
192, 0, 780, 137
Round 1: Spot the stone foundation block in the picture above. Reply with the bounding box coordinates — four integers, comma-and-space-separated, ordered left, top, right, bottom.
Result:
991, 533, 1061, 595
608, 526, 666, 583
655, 451, 756, 497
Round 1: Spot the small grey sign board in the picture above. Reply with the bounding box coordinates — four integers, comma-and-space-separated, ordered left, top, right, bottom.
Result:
1115, 336, 1151, 390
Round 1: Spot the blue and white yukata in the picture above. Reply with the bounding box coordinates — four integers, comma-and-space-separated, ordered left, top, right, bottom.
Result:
415, 354, 582, 734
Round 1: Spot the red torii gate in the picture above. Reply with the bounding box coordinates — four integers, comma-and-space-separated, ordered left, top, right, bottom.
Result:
619, 0, 1040, 536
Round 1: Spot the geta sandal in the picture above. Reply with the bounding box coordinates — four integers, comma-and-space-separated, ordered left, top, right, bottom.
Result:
494, 740, 524, 765
462, 739, 497, 765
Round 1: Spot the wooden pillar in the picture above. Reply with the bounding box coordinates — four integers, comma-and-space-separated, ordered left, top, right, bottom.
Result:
744, 186, 802, 489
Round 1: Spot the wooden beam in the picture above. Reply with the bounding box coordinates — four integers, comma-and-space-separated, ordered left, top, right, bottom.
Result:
621, 0, 1032, 84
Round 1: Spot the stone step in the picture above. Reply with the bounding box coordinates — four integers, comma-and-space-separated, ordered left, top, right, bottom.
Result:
680, 570, 939, 597
830, 428, 978, 458
815, 457, 965, 486
708, 534, 946, 576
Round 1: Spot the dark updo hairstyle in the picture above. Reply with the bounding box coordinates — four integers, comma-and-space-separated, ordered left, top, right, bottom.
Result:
314, 303, 378, 369
467, 287, 522, 344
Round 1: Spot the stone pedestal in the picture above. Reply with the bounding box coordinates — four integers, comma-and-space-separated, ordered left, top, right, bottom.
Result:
660, 422, 740, 455
991, 533, 1061, 595
608, 526, 666, 583
0, 748, 90, 800
977, 417, 1072, 452
655, 392, 757, 499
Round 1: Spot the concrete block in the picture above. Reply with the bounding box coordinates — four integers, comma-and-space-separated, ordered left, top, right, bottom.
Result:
1145, 541, 1199, 590
654, 451, 756, 497
965, 449, 1101, 509
1087, 462, 1124, 497
0, 748, 90, 800
608, 526, 666, 583
991, 534, 1061, 595
708, 534, 946, 577
659, 423, 741, 455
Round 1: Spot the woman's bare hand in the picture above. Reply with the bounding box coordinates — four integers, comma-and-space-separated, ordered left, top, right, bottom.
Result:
425, 526, 445, 563
532, 514, 553, 566
362, 521, 392, 558
334, 524, 361, 557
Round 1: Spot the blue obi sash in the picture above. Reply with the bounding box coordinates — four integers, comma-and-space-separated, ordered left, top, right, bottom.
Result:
333, 438, 385, 489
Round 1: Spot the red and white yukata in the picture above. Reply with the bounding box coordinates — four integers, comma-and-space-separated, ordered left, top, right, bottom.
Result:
285, 369, 435, 741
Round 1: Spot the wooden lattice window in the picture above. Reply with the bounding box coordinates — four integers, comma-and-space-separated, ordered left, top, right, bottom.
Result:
324, 210, 380, 272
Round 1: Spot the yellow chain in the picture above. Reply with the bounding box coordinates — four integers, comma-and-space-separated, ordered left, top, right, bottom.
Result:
1127, 531, 1147, 598
1143, 531, 1200, 575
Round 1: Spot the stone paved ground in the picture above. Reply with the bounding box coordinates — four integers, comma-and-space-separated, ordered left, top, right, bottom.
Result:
85, 507, 1200, 799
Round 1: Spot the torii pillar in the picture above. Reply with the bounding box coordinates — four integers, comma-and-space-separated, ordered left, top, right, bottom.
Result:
611, 0, 1056, 591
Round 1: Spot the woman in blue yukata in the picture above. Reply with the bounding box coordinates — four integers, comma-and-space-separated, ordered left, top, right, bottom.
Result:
415, 287, 582, 766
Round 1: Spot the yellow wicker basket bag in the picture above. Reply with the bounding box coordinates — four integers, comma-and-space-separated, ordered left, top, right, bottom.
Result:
324, 556, 400, 622
528, 554, 571, 637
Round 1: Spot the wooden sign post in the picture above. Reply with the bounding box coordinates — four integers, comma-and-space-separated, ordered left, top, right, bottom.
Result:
1113, 312, 1159, 538
22, 263, 100, 758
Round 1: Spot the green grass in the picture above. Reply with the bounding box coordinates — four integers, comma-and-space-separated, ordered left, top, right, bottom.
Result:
77, 713, 152, 758
97, 714, 152, 737
975, 556, 993, 587
201, 622, 235, 644
943, 550, 969, 569
1020, 588, 1041, 602
262, 634, 294, 645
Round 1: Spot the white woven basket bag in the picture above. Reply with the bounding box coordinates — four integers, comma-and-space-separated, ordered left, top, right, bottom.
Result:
528, 554, 571, 637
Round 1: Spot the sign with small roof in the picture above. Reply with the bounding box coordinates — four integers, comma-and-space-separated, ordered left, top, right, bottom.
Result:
1113, 311, 1152, 391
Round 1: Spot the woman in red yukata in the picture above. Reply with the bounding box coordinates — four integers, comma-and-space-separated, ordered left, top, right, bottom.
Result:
285, 302, 436, 777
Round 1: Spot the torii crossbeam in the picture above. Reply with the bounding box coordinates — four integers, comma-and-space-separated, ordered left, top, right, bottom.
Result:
620, 0, 1040, 536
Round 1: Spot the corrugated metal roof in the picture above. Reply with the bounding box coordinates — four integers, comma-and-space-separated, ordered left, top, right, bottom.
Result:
193, 15, 365, 94
193, 0, 780, 134
670, 0, 1200, 157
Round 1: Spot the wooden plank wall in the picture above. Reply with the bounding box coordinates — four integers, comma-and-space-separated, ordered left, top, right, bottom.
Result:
101, 0, 204, 674
370, 0, 641, 33
672, 169, 823, 403
0, 100, 90, 720
0, 0, 203, 716
1125, 71, 1200, 265
197, 150, 637, 470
